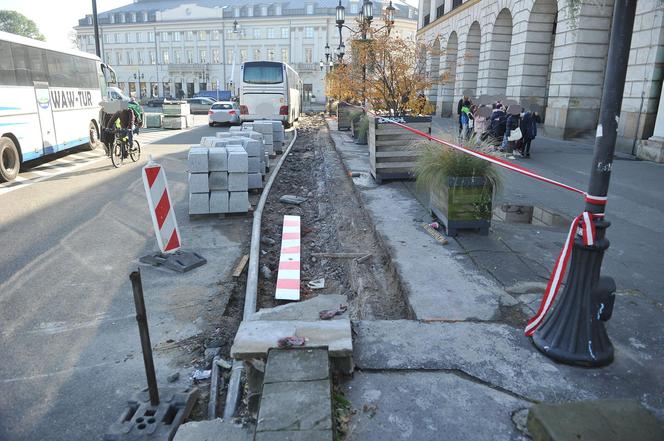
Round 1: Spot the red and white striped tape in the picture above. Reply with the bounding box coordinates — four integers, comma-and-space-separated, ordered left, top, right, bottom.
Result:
275, 215, 301, 301
342, 104, 610, 336
142, 158, 181, 253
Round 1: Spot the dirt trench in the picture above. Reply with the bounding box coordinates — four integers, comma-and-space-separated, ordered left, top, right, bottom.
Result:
257, 115, 410, 320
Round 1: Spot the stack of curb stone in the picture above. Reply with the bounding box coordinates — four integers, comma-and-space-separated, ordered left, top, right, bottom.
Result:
251, 121, 275, 157
213, 132, 267, 187
163, 102, 194, 129
144, 113, 162, 128
187, 147, 211, 214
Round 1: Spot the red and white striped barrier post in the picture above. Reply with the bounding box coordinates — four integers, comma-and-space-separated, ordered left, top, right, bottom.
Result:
142, 157, 181, 253
275, 215, 301, 301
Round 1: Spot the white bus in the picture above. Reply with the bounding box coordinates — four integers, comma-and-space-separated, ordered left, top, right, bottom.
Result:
239, 61, 302, 126
0, 31, 115, 182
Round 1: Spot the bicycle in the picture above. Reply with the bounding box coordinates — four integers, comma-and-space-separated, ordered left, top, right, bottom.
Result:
105, 128, 141, 168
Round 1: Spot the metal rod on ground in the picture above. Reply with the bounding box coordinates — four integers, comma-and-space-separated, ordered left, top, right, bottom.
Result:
223, 128, 299, 420
130, 269, 160, 406
531, 0, 637, 367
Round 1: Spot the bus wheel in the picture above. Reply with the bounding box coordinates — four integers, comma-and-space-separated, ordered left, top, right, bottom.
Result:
87, 121, 100, 151
0, 137, 20, 182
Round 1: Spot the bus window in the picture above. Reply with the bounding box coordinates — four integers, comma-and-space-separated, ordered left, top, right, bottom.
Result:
27, 47, 48, 82
0, 41, 16, 85
243, 62, 283, 84
10, 44, 31, 86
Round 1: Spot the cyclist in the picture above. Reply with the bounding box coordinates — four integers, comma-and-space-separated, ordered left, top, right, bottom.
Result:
127, 94, 144, 135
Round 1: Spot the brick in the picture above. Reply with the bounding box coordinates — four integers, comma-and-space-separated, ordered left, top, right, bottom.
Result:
208, 147, 228, 171
228, 172, 248, 191
209, 172, 228, 190
228, 150, 248, 172
229, 191, 249, 212
188, 193, 209, 215
209, 191, 229, 214
248, 157, 261, 173
188, 172, 209, 193
248, 172, 263, 189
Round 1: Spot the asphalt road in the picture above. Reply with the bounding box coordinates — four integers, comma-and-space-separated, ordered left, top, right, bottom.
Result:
0, 120, 250, 441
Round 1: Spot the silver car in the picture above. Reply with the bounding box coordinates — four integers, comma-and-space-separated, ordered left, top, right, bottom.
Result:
187, 97, 215, 114
208, 101, 241, 126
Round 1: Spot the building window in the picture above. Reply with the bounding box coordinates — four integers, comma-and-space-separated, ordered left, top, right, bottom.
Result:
161, 32, 169, 42
126, 33, 134, 43
304, 47, 313, 63
234, 7, 240, 17
247, 6, 254, 17
408, 8, 414, 18
200, 49, 207, 63
276, 4, 282, 15
305, 27, 314, 38
226, 49, 233, 64
187, 50, 194, 63
114, 33, 120, 43
198, 31, 206, 41
262, 6, 268, 16
142, 11, 148, 21
212, 48, 220, 63
267, 48, 275, 61
127, 51, 133, 64
163, 50, 170, 64
88, 35, 94, 44
350, 2, 358, 13
120, 13, 126, 23
281, 48, 289, 62
149, 51, 156, 64
212, 30, 220, 40
174, 50, 181, 63
104, 51, 111, 62
267, 28, 275, 39
306, 4, 314, 14
281, 27, 289, 39
131, 12, 137, 22
240, 49, 247, 62
148, 32, 155, 42
173, 31, 181, 42
186, 31, 194, 41
254, 28, 261, 39
253, 48, 261, 60
136, 32, 142, 43
137, 50, 144, 64
116, 52, 122, 65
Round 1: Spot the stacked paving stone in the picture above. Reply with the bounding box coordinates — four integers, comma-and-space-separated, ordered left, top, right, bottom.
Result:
162, 102, 193, 129
271, 121, 285, 154
251, 121, 275, 157
144, 113, 162, 128
187, 147, 210, 214
215, 132, 268, 187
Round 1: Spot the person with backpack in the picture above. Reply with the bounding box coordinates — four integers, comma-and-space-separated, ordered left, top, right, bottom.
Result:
521, 111, 538, 158
127, 95, 144, 135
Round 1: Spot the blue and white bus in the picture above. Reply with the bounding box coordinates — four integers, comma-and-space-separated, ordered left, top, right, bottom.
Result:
239, 61, 302, 127
0, 31, 115, 182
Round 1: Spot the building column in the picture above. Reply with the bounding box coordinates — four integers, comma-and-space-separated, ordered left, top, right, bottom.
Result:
636, 87, 664, 162
455, 23, 481, 101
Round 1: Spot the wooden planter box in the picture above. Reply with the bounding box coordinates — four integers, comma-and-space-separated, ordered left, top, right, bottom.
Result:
369, 115, 432, 184
337, 103, 353, 131
430, 176, 493, 236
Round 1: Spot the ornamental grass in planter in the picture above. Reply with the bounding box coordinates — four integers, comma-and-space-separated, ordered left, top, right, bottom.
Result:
355, 114, 369, 145
415, 136, 502, 236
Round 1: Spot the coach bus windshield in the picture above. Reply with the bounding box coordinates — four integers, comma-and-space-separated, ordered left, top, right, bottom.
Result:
243, 62, 283, 84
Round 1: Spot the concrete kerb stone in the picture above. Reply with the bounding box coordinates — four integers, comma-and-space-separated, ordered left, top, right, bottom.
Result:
229, 191, 249, 212
173, 418, 252, 441
256, 380, 333, 432
263, 348, 330, 384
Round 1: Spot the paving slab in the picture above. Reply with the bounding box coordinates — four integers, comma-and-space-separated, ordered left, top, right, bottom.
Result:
173, 419, 252, 441
251, 294, 348, 321
352, 320, 664, 411
256, 380, 332, 432
264, 348, 329, 384
231, 320, 352, 359
254, 430, 332, 441
527, 399, 664, 441
342, 371, 530, 441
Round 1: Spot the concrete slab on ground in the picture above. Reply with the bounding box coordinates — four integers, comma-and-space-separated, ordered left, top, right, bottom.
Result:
257, 380, 333, 432
173, 419, 252, 441
527, 399, 664, 441
251, 294, 348, 321
264, 348, 330, 384
352, 320, 664, 411
342, 371, 530, 441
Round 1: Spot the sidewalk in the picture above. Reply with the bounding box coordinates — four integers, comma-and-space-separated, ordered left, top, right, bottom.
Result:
327, 118, 664, 440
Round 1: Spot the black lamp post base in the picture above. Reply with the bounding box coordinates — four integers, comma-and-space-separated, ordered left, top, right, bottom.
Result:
531, 228, 616, 368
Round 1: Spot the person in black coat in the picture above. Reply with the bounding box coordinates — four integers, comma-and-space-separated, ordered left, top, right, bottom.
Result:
521, 111, 538, 158
457, 96, 468, 136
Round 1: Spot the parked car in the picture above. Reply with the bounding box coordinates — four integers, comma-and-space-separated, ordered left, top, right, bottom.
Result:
186, 97, 215, 114
208, 101, 241, 126
146, 96, 174, 107
195, 90, 232, 101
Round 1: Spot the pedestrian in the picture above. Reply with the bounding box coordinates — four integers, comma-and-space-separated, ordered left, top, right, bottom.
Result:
521, 111, 538, 158
457, 95, 468, 136
504, 109, 521, 153
473, 105, 489, 138
489, 103, 506, 146
460, 101, 472, 140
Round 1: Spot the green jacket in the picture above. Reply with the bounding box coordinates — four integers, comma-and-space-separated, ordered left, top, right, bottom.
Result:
127, 101, 143, 123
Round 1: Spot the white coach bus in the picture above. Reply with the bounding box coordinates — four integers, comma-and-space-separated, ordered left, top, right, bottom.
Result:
0, 31, 115, 182
239, 61, 302, 127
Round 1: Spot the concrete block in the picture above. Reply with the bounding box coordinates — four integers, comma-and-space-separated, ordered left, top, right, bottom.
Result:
185, 114, 194, 128
215, 132, 237, 138
248, 172, 263, 189
244, 139, 262, 157
173, 419, 252, 441
273, 140, 284, 153
188, 172, 209, 193
163, 102, 190, 116
254, 430, 332, 441
229, 126, 243, 132
162, 115, 187, 129
187, 148, 209, 173
209, 191, 229, 214
228, 172, 248, 191
199, 136, 215, 147
248, 157, 261, 173
228, 150, 248, 172
252, 294, 348, 321
208, 147, 228, 171
229, 191, 249, 212
226, 144, 245, 153
144, 113, 162, 128
188, 193, 209, 215
209, 171, 228, 190
260, 161, 267, 175
231, 320, 352, 360
252, 121, 273, 134
256, 380, 332, 432
264, 348, 329, 384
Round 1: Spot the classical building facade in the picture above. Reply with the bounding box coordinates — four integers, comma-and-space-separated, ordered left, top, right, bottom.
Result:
75, 0, 417, 104
417, 0, 664, 158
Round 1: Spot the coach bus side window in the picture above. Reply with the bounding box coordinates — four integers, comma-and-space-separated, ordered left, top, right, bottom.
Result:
0, 42, 16, 86
10, 44, 31, 86
27, 47, 48, 82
